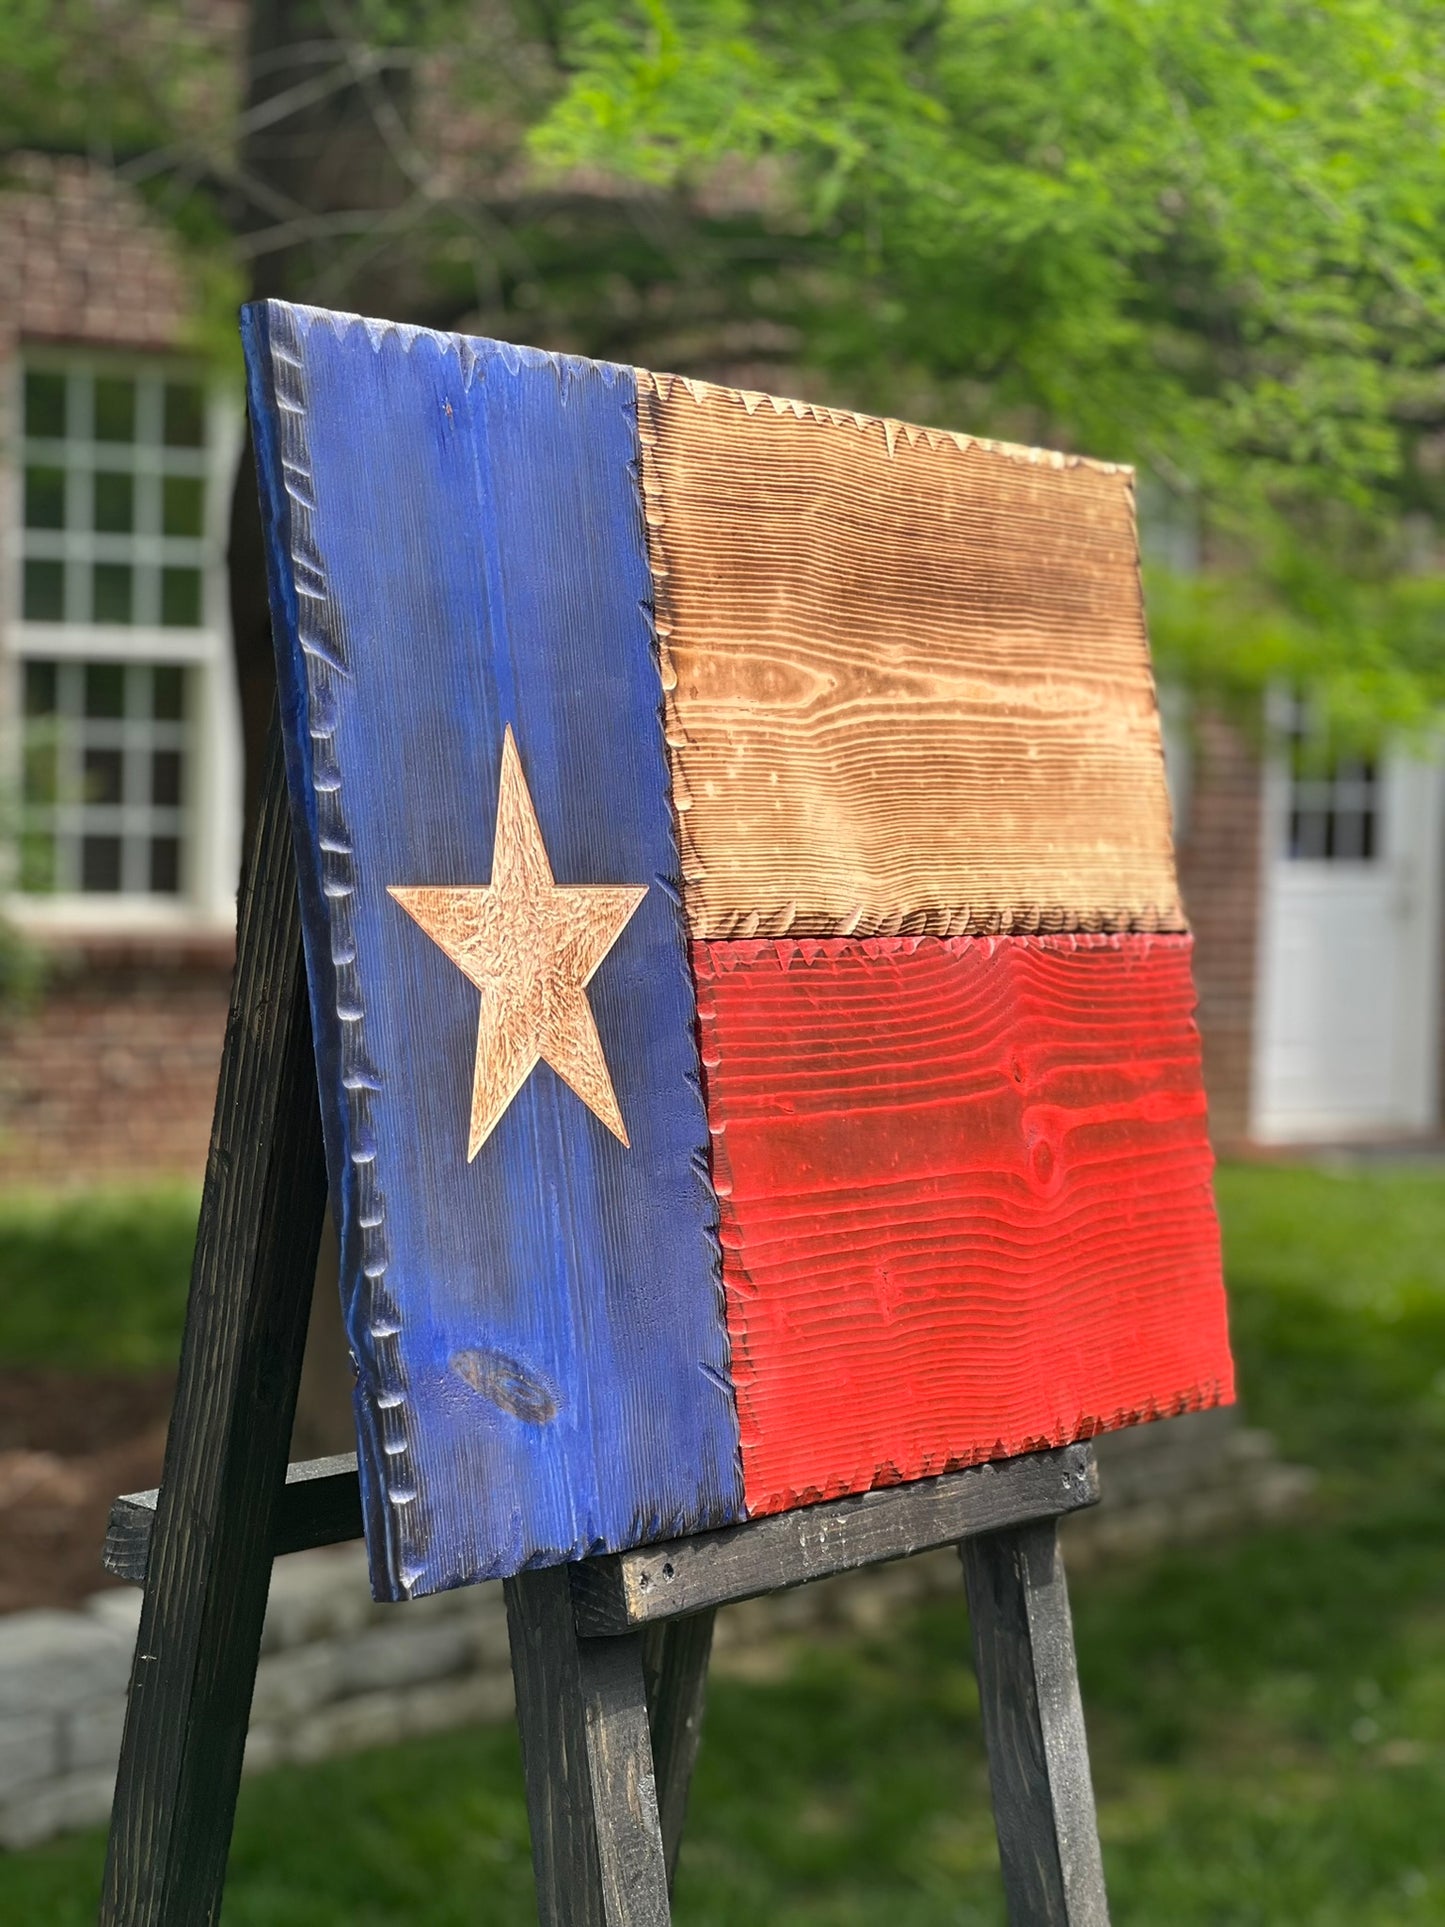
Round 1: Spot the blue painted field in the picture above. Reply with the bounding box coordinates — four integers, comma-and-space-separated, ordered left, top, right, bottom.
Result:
246, 305, 741, 1600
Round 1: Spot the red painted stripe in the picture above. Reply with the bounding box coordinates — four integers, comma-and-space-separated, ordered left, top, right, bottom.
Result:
693, 934, 1232, 1519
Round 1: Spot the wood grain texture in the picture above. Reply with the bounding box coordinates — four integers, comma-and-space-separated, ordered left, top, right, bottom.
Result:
962, 1520, 1111, 1924
505, 1566, 672, 1927
637, 373, 1180, 939
580, 1632, 673, 1926
693, 933, 1231, 1518
641, 1610, 716, 1887
244, 302, 743, 1599
571, 1444, 1098, 1633
506, 1566, 611, 1927
100, 726, 329, 1927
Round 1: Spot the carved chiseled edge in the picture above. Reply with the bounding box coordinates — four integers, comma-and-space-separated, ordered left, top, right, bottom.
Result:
286, 300, 626, 393
266, 302, 424, 1598
682, 899, 1189, 942
624, 376, 748, 1518
633, 374, 698, 927
638, 367, 1133, 477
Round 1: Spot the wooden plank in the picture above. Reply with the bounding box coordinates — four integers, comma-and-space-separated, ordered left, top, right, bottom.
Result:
637, 372, 1181, 940
103, 1453, 362, 1588
580, 1632, 673, 1926
506, 1568, 673, 1927
642, 1610, 716, 1887
243, 301, 743, 1599
571, 1444, 1098, 1634
99, 728, 329, 1926
694, 933, 1231, 1518
506, 1567, 609, 1927
962, 1520, 1111, 1925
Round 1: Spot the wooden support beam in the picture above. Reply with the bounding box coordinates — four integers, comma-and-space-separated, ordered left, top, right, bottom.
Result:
962, 1519, 1111, 1926
641, 1610, 716, 1888
572, 1444, 1097, 1634
99, 726, 330, 1927
505, 1568, 673, 1927
105, 1442, 1098, 1612
104, 1453, 362, 1587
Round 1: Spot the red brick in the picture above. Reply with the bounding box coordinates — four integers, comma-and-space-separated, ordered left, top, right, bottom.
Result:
1175, 709, 1263, 1150
0, 944, 232, 1185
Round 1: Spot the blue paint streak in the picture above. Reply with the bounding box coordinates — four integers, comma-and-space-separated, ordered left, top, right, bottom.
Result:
243, 304, 742, 1599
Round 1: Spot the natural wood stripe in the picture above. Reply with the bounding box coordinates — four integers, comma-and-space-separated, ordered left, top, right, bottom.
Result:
637, 373, 1183, 938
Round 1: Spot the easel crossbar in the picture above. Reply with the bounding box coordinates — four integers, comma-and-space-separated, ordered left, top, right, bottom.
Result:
105, 1442, 1098, 1623
574, 1443, 1097, 1631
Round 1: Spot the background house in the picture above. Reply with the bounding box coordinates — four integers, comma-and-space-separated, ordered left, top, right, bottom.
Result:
0, 156, 241, 1185
1182, 698, 1443, 1148
1, 154, 1440, 1179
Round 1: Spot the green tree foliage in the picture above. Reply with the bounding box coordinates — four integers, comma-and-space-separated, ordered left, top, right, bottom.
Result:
0, 0, 234, 162
5, 1, 1442, 726
533, 0, 1445, 730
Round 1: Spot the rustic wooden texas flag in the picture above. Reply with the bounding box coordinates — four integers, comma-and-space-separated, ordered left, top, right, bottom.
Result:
243, 300, 1233, 1603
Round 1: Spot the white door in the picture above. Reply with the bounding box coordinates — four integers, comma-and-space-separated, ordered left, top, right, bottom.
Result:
1253, 715, 1443, 1143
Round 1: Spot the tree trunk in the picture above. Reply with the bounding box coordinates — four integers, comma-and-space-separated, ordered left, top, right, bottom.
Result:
227, 0, 442, 1455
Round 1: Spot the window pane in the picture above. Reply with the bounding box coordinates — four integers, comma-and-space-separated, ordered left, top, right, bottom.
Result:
1332, 811, 1365, 861
162, 474, 205, 536
93, 563, 134, 624
23, 559, 65, 621
163, 382, 205, 447
153, 664, 185, 720
94, 377, 136, 443
24, 370, 66, 439
24, 661, 58, 716
85, 662, 126, 718
151, 749, 182, 807
1284, 703, 1385, 864
94, 471, 134, 533
84, 747, 124, 806
25, 465, 66, 529
81, 835, 123, 892
1289, 808, 1329, 860
16, 657, 195, 900
19, 830, 56, 893
150, 836, 182, 894
161, 566, 202, 627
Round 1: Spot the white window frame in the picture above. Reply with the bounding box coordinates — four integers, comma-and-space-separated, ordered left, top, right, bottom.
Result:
3, 349, 243, 934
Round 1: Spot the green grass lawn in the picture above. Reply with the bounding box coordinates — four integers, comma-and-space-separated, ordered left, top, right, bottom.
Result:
3, 1162, 1445, 1921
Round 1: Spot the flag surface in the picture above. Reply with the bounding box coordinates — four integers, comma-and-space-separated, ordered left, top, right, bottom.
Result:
244, 301, 1232, 1602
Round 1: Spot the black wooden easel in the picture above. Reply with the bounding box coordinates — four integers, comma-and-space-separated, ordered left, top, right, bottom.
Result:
97, 728, 1112, 1926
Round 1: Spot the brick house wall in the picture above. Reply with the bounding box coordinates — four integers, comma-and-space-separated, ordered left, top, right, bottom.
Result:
1174, 710, 1264, 1151
0, 939, 230, 1186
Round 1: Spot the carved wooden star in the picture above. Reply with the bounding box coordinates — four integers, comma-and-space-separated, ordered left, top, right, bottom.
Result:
389, 728, 647, 1158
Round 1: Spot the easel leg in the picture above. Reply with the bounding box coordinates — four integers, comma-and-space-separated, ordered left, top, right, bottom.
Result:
506, 1568, 672, 1927
642, 1609, 715, 1886
100, 725, 328, 1925
961, 1519, 1111, 1927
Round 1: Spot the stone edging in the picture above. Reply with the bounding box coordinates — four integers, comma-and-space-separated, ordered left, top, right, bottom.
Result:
0, 1411, 1312, 1849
